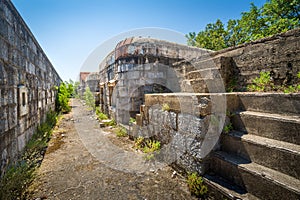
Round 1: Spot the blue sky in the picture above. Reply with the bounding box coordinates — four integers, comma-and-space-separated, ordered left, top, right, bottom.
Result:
11, 0, 266, 81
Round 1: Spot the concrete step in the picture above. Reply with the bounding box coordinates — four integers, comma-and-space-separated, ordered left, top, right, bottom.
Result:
237, 93, 300, 115
211, 151, 300, 200
204, 174, 259, 200
232, 111, 300, 145
221, 131, 300, 179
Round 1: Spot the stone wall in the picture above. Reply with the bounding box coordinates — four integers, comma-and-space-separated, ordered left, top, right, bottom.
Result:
174, 28, 300, 92
218, 28, 300, 89
131, 93, 227, 175
0, 0, 61, 176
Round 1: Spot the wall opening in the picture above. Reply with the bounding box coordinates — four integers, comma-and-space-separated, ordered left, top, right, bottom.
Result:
22, 92, 25, 106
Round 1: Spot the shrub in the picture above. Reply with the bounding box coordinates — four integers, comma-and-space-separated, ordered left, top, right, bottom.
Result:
187, 172, 208, 197
247, 71, 273, 92
84, 87, 95, 110
56, 82, 71, 113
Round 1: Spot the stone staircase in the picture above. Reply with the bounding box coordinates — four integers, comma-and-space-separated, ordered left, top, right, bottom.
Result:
205, 93, 300, 200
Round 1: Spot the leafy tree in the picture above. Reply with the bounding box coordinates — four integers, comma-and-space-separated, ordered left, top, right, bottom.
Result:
186, 32, 196, 46
56, 82, 71, 113
187, 0, 300, 50
194, 19, 228, 50
84, 86, 95, 110
73, 81, 80, 98
262, 0, 300, 35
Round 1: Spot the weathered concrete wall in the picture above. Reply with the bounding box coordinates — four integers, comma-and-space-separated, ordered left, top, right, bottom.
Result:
0, 0, 61, 176
98, 37, 211, 123
175, 28, 300, 92
218, 28, 300, 89
98, 29, 300, 125
131, 93, 227, 175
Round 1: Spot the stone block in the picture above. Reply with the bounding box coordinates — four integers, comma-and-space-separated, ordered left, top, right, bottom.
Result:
136, 114, 142, 126
0, 38, 8, 62
17, 133, 25, 152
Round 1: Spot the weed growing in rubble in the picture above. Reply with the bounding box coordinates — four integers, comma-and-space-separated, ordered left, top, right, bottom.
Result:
115, 127, 127, 137
134, 136, 145, 149
162, 103, 170, 111
129, 117, 136, 124
223, 122, 233, 133
187, 172, 208, 198
134, 137, 160, 152
143, 139, 161, 153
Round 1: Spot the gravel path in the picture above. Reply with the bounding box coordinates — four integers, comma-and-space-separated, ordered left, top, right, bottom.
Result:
29, 99, 196, 200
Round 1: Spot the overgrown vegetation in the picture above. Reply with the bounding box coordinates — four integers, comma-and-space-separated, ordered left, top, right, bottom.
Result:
56, 81, 75, 113
0, 110, 58, 199
96, 107, 109, 120
115, 127, 127, 137
187, 172, 208, 198
247, 71, 273, 92
223, 122, 233, 134
84, 86, 95, 110
129, 117, 136, 124
247, 71, 300, 93
134, 137, 161, 160
187, 0, 300, 50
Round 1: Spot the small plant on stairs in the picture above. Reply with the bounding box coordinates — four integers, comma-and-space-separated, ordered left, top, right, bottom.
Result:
187, 172, 208, 198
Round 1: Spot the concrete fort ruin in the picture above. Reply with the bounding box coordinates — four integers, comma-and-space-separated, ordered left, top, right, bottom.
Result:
0, 0, 61, 176
81, 29, 300, 199
0, 0, 299, 198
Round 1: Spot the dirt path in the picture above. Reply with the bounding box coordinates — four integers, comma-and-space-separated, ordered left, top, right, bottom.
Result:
29, 99, 195, 200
